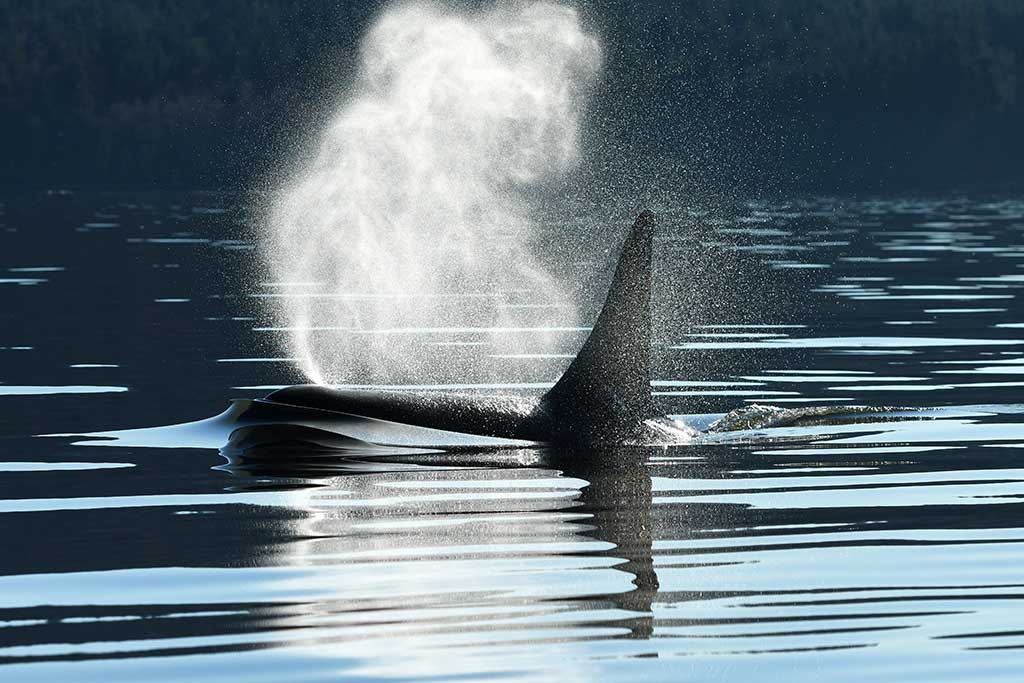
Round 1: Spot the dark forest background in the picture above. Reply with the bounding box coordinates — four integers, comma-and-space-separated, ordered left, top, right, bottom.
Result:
2, 0, 1022, 193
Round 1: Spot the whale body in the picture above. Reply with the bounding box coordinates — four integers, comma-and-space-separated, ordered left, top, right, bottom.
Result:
261, 211, 693, 447
68, 211, 903, 456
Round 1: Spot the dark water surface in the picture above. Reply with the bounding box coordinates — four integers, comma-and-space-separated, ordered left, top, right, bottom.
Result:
1, 191, 1023, 681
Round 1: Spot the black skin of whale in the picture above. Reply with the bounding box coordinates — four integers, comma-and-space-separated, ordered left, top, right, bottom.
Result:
265, 212, 665, 446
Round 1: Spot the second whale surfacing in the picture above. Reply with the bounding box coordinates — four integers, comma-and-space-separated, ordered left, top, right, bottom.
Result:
260, 211, 695, 449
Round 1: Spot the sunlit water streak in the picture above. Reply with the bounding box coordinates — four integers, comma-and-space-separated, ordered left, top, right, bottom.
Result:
0, 192, 1023, 682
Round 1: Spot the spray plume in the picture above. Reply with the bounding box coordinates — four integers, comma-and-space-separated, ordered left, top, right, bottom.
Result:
263, 2, 601, 384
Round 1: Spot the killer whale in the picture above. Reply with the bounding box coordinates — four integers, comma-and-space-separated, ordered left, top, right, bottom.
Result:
65, 210, 907, 454
261, 211, 692, 447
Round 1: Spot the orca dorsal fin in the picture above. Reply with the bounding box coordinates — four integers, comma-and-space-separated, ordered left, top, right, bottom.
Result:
537, 211, 656, 442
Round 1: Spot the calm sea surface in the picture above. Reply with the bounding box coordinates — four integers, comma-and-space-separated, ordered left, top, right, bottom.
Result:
1, 190, 1023, 681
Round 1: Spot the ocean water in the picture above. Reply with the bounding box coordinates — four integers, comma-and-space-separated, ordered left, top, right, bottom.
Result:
1, 190, 1023, 682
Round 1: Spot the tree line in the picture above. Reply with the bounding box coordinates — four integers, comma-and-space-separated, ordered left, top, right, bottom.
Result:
1, 0, 1021, 191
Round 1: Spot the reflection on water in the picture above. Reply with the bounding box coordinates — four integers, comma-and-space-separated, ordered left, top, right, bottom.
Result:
0, 191, 1023, 682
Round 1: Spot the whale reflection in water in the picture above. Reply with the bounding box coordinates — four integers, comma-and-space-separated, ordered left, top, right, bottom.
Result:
219, 425, 664, 641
